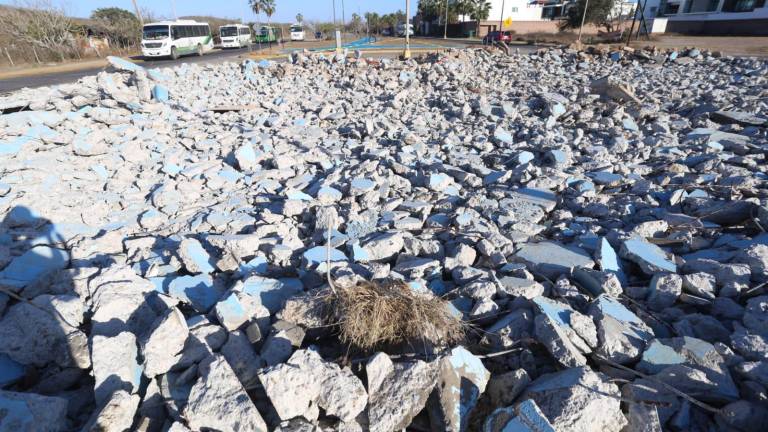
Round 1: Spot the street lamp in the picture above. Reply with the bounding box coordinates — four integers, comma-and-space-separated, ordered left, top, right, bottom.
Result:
404, 0, 411, 59
444, 0, 449, 39
578, 0, 590, 43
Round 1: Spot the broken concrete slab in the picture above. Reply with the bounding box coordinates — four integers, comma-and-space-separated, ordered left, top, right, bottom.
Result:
514, 242, 594, 280
522, 367, 627, 431
367, 353, 438, 432
184, 355, 268, 431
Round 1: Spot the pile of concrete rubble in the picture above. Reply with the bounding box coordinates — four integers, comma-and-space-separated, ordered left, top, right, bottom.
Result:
0, 46, 766, 431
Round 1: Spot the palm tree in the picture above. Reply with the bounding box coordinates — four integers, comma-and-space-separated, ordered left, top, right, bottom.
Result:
248, 0, 263, 48
469, 0, 491, 38
296, 13, 303, 24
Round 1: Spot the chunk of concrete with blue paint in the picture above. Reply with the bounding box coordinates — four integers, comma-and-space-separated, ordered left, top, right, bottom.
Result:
235, 142, 258, 171
241, 276, 304, 314
214, 292, 249, 331
285, 189, 313, 201
430, 346, 490, 432
178, 238, 215, 274
107, 56, 145, 72
428, 173, 452, 192
493, 127, 514, 145
303, 246, 347, 268
636, 336, 739, 403
587, 171, 623, 187
589, 295, 654, 364
152, 85, 169, 102
514, 241, 594, 280
0, 390, 68, 431
0, 354, 24, 388
350, 178, 376, 195
317, 186, 343, 203
596, 238, 626, 284
522, 367, 627, 431
483, 399, 556, 432
167, 274, 223, 313
0, 135, 32, 156
620, 237, 677, 275
0, 246, 70, 292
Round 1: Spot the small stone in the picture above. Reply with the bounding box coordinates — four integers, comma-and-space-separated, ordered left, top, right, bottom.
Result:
142, 307, 189, 378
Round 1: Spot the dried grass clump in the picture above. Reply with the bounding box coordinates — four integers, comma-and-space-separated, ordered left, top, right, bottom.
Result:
327, 279, 465, 351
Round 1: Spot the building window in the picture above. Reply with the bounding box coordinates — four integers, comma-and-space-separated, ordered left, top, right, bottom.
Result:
722, 0, 764, 11
511, 7, 519, 12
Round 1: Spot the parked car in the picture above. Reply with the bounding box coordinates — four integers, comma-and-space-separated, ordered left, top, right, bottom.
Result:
483, 31, 513, 45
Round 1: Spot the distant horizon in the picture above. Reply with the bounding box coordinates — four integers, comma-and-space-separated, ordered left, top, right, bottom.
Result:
0, 0, 411, 22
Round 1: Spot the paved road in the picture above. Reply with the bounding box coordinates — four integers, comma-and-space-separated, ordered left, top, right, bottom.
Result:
0, 46, 262, 94
0, 40, 535, 93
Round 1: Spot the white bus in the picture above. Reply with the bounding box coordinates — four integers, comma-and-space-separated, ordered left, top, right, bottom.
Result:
141, 20, 213, 60
219, 24, 251, 48
289, 24, 305, 41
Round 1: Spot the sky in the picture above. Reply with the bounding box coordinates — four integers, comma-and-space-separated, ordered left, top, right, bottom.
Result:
1, 0, 411, 21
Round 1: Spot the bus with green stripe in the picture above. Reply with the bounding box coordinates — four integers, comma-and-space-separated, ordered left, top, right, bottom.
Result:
141, 20, 213, 60
253, 25, 282, 43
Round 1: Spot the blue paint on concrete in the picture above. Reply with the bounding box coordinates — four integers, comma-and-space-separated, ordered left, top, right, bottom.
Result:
0, 354, 25, 387
241, 276, 304, 314
303, 246, 347, 266
181, 239, 215, 274
167, 274, 223, 312
0, 246, 70, 291
152, 85, 169, 102
215, 292, 248, 329
532, 296, 572, 327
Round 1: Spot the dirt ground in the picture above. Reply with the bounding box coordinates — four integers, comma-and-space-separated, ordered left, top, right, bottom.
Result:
629, 35, 768, 57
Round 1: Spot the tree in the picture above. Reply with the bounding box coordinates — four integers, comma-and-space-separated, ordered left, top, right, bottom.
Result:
560, 0, 617, 32
296, 13, 303, 24
364, 12, 380, 33
350, 13, 362, 33
468, 0, 491, 34
0, 0, 76, 59
91, 7, 141, 46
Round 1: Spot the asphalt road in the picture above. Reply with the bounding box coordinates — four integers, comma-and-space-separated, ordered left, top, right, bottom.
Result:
0, 45, 261, 94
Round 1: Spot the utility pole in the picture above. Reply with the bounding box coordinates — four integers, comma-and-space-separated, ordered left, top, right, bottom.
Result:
499, 0, 506, 33
131, 0, 144, 25
404, 0, 411, 58
342, 0, 346, 40
578, 0, 590, 43
444, 0, 449, 39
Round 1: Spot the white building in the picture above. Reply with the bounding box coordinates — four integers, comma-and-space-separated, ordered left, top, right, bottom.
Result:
638, 0, 768, 34
459, 0, 546, 23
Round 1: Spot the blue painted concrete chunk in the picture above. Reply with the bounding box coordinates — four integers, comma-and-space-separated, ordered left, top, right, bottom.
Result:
317, 186, 342, 201
0, 354, 25, 387
238, 256, 268, 276
152, 85, 169, 102
350, 178, 375, 192
241, 276, 303, 314
107, 56, 144, 72
594, 295, 643, 325
181, 240, 215, 274
0, 246, 70, 291
621, 237, 677, 273
303, 246, 347, 266
532, 296, 572, 327
639, 339, 686, 374
0, 136, 31, 156
215, 292, 247, 329
285, 189, 313, 201
494, 127, 513, 144
167, 274, 222, 312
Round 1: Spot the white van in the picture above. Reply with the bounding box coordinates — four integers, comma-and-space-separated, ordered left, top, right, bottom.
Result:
219, 24, 252, 48
290, 24, 305, 41
142, 20, 213, 59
